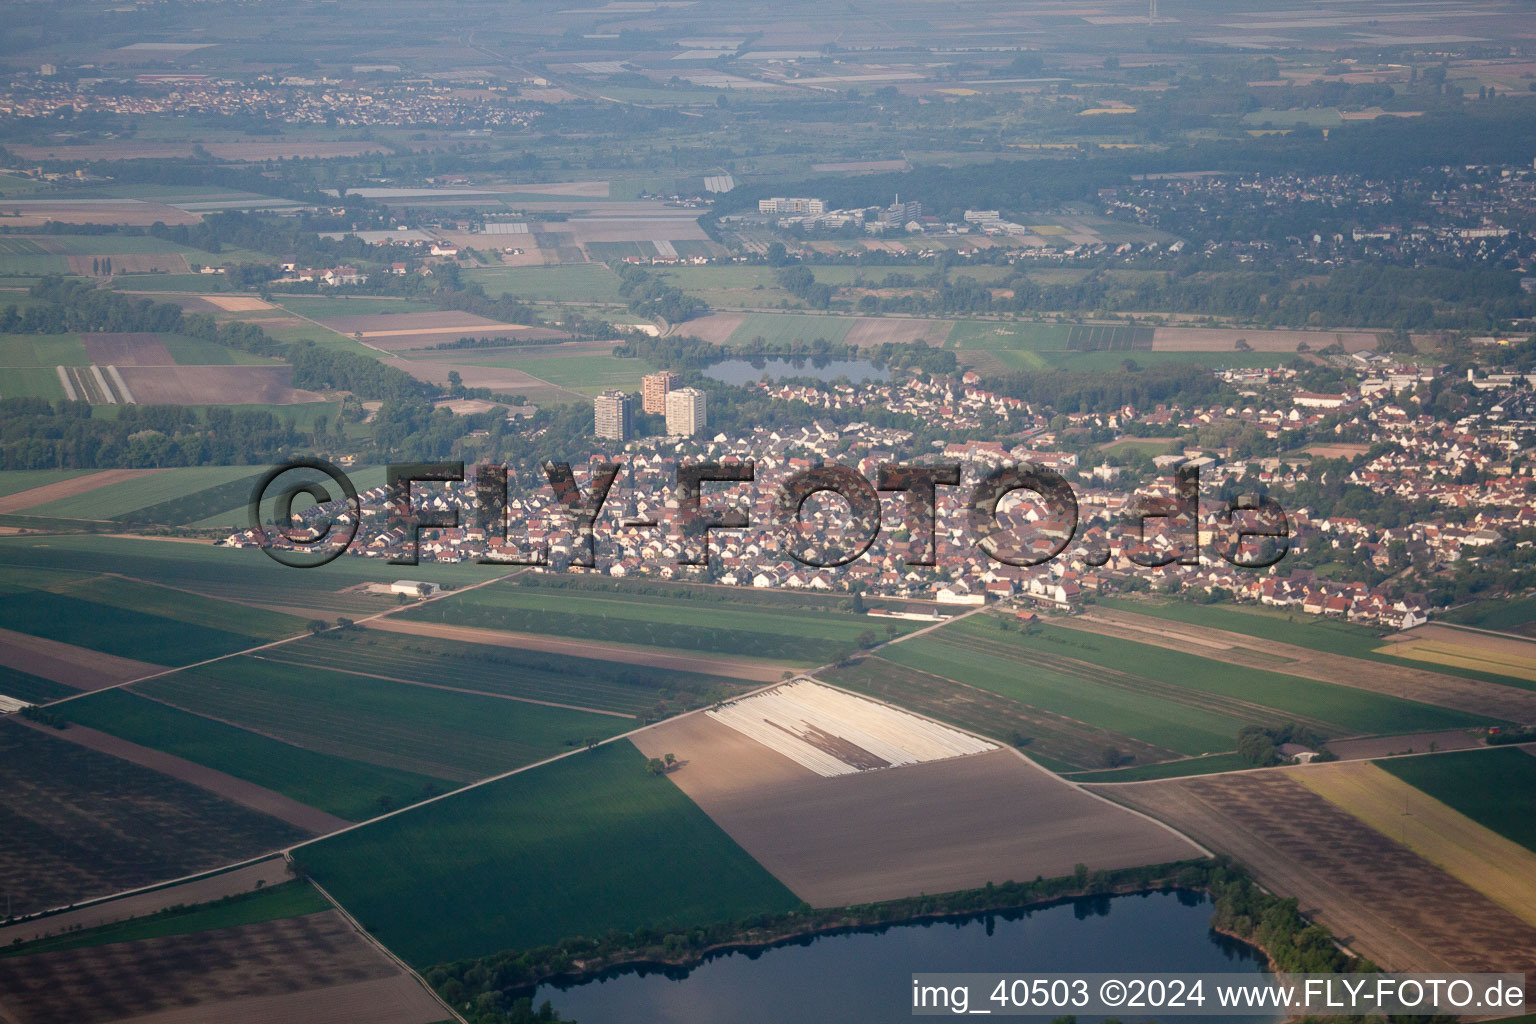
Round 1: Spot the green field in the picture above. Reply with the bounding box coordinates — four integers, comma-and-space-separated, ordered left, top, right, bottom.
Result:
131, 655, 630, 782
161, 335, 283, 365
18, 466, 276, 521
0, 366, 68, 400
724, 312, 855, 347
0, 468, 95, 497
0, 664, 75, 703
449, 352, 652, 394
946, 320, 1073, 352
0, 534, 510, 614
297, 740, 801, 966
1443, 596, 1536, 635
1377, 747, 1536, 855
880, 621, 1246, 755
0, 334, 91, 366
107, 469, 271, 527
188, 463, 389, 529
405, 578, 913, 664
277, 628, 746, 717
0, 253, 68, 276
464, 264, 625, 303
16, 234, 197, 255
59, 688, 448, 821
1098, 597, 1536, 690
1065, 752, 1252, 783
998, 619, 1495, 736
0, 880, 330, 959
274, 295, 438, 319
878, 615, 1491, 758
0, 584, 277, 666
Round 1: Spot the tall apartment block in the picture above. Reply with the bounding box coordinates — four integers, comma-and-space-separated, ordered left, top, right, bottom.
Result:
665, 386, 707, 437
593, 389, 633, 441
641, 370, 681, 414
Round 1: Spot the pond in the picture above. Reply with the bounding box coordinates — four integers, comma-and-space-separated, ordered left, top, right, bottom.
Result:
536, 890, 1278, 1023
703, 356, 890, 386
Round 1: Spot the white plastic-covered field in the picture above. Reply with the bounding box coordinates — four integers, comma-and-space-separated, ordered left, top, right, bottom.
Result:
706, 679, 994, 777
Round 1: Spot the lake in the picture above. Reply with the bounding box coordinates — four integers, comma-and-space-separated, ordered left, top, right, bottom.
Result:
703, 356, 890, 385
536, 890, 1278, 1023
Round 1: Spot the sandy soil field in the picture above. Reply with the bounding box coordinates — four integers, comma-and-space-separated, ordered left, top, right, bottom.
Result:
1061, 608, 1536, 722
1103, 771, 1536, 980
1379, 624, 1536, 683
369, 617, 791, 682
0, 468, 167, 515
1150, 327, 1379, 352
671, 312, 745, 343
1324, 729, 1484, 759
635, 713, 1199, 907
81, 334, 175, 366
843, 317, 954, 347
1300, 442, 1372, 459
198, 295, 274, 312
0, 625, 166, 688
0, 860, 290, 948
1294, 759, 1536, 928
21, 716, 349, 833
66, 254, 190, 276
0, 912, 445, 1024
706, 680, 994, 775
114, 366, 324, 405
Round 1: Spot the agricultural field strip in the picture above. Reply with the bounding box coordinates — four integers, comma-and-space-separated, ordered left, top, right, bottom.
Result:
827, 653, 1181, 770
13, 714, 351, 834
0, 468, 167, 515
1293, 760, 1536, 929
1060, 609, 1536, 720
428, 583, 893, 640
881, 638, 1240, 755
131, 658, 627, 783
275, 298, 574, 394
706, 679, 995, 776
368, 617, 792, 682
1095, 600, 1536, 692
266, 634, 681, 714
249, 652, 636, 718
955, 628, 1343, 735
890, 627, 1304, 745
1380, 630, 1536, 683
1101, 772, 1536, 977
40, 564, 531, 710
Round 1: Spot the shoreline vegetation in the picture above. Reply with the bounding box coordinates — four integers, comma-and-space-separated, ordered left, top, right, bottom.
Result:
427, 856, 1365, 1024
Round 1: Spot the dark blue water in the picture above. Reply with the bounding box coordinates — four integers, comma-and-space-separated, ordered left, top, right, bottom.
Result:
536, 890, 1277, 1023
703, 356, 890, 385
